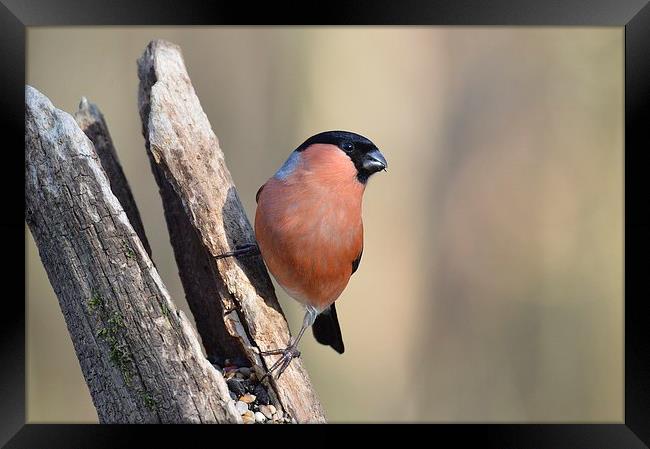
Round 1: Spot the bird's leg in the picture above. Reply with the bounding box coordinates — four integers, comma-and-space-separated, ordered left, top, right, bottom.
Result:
215, 243, 260, 259
259, 307, 318, 381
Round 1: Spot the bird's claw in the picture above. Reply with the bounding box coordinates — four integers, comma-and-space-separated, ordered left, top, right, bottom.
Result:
215, 243, 260, 260
259, 346, 301, 381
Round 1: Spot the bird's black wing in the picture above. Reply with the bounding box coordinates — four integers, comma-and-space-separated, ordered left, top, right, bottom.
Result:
312, 303, 345, 354
351, 247, 363, 275
255, 183, 265, 203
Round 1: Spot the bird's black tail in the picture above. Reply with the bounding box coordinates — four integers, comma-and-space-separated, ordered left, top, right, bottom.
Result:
312, 304, 345, 354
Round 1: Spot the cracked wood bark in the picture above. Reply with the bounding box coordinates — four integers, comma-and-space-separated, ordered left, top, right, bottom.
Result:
74, 97, 152, 257
137, 39, 326, 423
25, 85, 241, 424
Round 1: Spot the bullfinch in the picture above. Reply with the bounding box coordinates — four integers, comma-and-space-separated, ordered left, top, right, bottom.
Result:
222, 130, 387, 379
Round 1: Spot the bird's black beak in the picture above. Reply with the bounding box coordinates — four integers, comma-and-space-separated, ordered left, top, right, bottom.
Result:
362, 149, 388, 174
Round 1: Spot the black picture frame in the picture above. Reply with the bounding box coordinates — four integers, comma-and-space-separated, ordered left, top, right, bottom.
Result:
2, 0, 648, 447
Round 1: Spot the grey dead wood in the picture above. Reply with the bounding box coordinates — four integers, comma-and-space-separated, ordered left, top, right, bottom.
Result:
137, 39, 326, 423
74, 98, 153, 257
25, 85, 241, 424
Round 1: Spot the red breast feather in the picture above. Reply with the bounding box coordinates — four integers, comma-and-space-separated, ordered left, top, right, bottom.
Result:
255, 144, 364, 311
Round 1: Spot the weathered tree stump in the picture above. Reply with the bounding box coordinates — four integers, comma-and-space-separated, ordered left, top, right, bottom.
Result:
25, 39, 327, 423
25, 85, 240, 423
138, 39, 326, 422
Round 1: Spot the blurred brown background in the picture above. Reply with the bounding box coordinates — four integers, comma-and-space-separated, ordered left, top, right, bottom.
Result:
26, 27, 623, 423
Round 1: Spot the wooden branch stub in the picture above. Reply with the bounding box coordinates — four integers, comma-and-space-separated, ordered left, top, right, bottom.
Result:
74, 97, 152, 257
137, 39, 326, 423
25, 85, 240, 424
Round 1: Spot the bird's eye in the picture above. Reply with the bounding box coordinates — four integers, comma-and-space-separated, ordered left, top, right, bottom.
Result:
341, 142, 354, 153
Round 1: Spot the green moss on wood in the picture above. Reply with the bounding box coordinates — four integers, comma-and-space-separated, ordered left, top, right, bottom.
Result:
139, 390, 158, 412
94, 310, 134, 385
122, 240, 135, 259
87, 291, 103, 311
87, 289, 151, 401
158, 298, 171, 321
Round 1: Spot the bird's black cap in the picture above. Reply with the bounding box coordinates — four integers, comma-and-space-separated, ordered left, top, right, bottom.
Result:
296, 130, 387, 184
